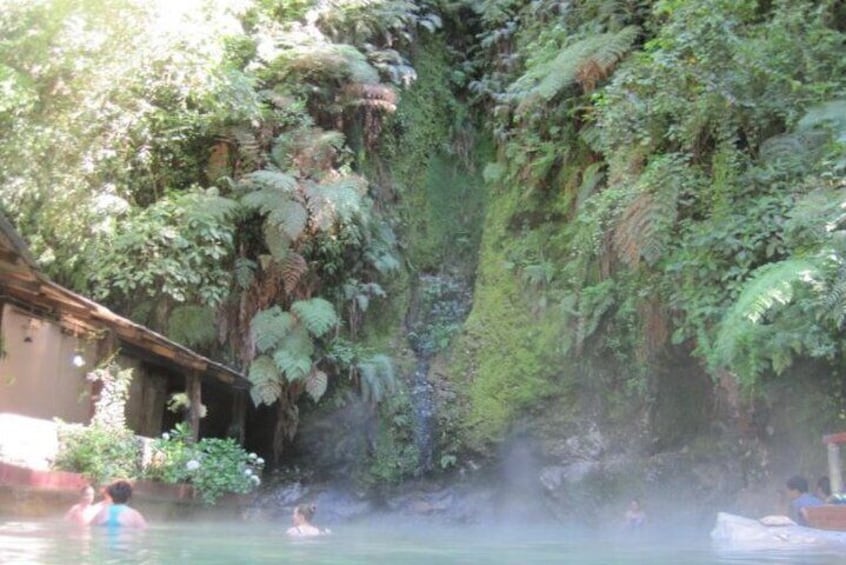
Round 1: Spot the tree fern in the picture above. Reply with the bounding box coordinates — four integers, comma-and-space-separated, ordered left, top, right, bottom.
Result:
510, 25, 639, 115
250, 306, 295, 353
611, 153, 692, 267
272, 349, 312, 382
167, 305, 216, 348
292, 297, 339, 337
711, 258, 819, 386
272, 325, 315, 380
249, 355, 282, 406
271, 36, 380, 85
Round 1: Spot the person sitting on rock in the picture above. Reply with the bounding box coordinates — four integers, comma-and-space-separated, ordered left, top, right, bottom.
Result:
786, 475, 824, 526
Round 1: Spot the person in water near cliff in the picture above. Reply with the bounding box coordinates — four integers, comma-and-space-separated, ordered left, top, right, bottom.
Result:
64, 485, 103, 525
625, 498, 647, 529
786, 475, 824, 526
92, 480, 147, 529
286, 504, 329, 537
815, 476, 832, 502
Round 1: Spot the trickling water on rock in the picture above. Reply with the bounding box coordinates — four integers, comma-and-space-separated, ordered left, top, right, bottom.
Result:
405, 272, 473, 473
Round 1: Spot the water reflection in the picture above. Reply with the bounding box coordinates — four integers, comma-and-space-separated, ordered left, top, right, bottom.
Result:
1, 518, 845, 564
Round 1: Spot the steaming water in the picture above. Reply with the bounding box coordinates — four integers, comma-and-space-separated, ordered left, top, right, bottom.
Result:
1, 518, 844, 564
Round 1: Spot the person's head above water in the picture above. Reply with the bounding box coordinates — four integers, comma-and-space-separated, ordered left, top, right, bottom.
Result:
106, 480, 133, 504
786, 475, 810, 495
79, 485, 95, 504
293, 503, 316, 525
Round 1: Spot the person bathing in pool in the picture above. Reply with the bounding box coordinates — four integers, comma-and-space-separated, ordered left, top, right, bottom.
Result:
65, 485, 104, 526
92, 480, 147, 529
286, 504, 330, 537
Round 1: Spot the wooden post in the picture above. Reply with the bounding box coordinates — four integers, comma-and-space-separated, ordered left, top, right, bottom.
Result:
829, 442, 843, 495
185, 371, 202, 442
231, 390, 246, 445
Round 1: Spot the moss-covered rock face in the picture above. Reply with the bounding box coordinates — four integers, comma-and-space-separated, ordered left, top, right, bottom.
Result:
375, 39, 487, 276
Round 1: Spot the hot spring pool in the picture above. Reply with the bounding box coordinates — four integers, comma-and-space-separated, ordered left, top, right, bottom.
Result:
1, 517, 844, 564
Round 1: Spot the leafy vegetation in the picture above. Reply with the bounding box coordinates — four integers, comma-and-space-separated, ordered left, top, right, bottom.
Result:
10, 0, 846, 479
146, 423, 264, 504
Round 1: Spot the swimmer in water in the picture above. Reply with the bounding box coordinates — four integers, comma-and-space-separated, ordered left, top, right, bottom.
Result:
286, 504, 329, 537
91, 480, 147, 529
64, 485, 103, 525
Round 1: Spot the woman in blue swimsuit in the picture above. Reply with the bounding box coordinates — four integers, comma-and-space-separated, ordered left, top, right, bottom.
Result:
92, 480, 147, 529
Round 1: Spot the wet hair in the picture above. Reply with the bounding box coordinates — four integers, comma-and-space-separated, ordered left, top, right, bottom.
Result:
107, 480, 133, 504
787, 475, 809, 493
295, 504, 316, 522
817, 476, 832, 498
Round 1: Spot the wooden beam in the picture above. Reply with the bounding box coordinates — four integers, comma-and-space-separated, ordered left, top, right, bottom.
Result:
231, 390, 246, 445
185, 371, 202, 442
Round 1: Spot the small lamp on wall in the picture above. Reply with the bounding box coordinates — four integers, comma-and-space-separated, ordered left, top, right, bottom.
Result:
71, 350, 85, 368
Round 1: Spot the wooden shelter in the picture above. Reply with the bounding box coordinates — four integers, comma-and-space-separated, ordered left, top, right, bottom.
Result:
0, 213, 249, 443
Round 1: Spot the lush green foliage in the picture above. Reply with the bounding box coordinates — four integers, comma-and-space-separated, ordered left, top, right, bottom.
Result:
54, 364, 139, 484
146, 423, 264, 504
54, 424, 141, 486
447, 0, 846, 445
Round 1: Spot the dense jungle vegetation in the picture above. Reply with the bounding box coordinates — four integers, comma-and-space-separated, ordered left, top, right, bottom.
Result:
2, 0, 845, 486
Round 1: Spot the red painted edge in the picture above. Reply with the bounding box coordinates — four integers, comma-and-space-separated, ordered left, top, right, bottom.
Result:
0, 461, 87, 490
823, 432, 846, 445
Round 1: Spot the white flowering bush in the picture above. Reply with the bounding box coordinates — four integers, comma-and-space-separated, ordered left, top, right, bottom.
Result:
144, 423, 264, 504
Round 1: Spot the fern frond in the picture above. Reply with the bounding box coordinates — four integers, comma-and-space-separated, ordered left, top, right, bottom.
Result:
305, 368, 328, 402
274, 127, 346, 175
250, 306, 295, 353
712, 259, 820, 385
183, 191, 240, 223
272, 325, 315, 381
291, 297, 339, 337
230, 126, 262, 169
611, 154, 689, 267
511, 26, 639, 115
281, 252, 308, 295
797, 99, 846, 139
263, 221, 292, 261
272, 349, 312, 382
234, 257, 257, 290
305, 175, 367, 230
238, 170, 298, 200
341, 83, 398, 112
268, 198, 308, 241
273, 37, 379, 84
248, 355, 281, 406
357, 354, 395, 403
167, 305, 216, 348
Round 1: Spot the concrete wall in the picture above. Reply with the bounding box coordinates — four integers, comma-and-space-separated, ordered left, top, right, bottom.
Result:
0, 304, 94, 424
